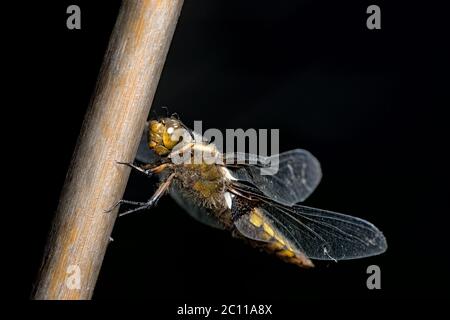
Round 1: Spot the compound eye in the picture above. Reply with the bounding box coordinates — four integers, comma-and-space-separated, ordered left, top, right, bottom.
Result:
163, 127, 180, 149
149, 120, 164, 134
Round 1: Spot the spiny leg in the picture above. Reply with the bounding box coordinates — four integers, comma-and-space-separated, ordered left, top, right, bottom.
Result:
116, 161, 170, 176
106, 162, 172, 214
141, 162, 170, 174
105, 199, 149, 213
118, 172, 175, 217
116, 161, 150, 175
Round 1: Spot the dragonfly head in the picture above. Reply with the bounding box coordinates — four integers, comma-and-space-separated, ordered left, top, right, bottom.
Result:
148, 117, 185, 156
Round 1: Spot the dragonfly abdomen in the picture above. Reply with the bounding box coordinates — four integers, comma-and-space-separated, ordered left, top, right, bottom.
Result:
234, 206, 314, 268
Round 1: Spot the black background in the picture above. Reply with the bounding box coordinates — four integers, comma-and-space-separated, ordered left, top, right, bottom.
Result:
17, 0, 449, 301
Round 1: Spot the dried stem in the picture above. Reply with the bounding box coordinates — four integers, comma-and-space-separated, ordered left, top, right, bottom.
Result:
33, 0, 184, 300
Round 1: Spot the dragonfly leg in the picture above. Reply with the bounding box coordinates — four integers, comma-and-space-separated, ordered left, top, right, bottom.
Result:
117, 161, 170, 176
141, 162, 170, 174
105, 199, 149, 213
118, 172, 175, 217
116, 161, 151, 176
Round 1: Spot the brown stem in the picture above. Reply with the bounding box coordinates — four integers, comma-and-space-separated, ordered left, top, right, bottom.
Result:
32, 0, 184, 300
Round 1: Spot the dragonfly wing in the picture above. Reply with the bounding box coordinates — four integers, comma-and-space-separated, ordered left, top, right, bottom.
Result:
234, 201, 387, 261
169, 185, 225, 230
231, 182, 387, 261
232, 203, 314, 267
229, 149, 322, 206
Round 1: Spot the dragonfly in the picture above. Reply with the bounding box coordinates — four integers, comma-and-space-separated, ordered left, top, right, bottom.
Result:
113, 116, 387, 268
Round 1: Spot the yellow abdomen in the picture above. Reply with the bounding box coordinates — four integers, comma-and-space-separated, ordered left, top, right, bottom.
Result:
246, 208, 314, 268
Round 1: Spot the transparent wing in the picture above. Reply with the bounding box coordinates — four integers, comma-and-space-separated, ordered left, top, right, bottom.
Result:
169, 184, 224, 230
227, 149, 322, 206
232, 184, 387, 261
